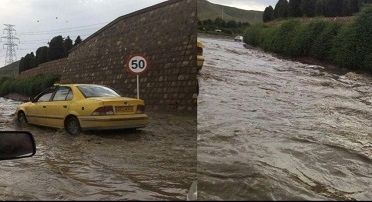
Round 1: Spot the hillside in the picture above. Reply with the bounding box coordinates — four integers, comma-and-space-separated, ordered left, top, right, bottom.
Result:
198, 0, 263, 24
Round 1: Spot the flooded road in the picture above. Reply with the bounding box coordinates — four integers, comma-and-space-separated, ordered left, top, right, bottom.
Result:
0, 97, 196, 200
197, 36, 372, 200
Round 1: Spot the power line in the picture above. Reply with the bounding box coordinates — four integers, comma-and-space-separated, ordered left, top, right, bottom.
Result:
1, 24, 20, 65
18, 22, 109, 35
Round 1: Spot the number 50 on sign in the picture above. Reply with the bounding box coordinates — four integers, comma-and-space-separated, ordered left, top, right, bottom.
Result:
126, 55, 149, 99
128, 56, 148, 74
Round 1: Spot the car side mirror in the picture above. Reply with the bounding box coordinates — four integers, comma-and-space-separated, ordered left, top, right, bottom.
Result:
0, 131, 36, 161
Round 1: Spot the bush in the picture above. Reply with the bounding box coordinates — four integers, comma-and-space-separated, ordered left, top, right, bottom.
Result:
310, 22, 342, 61
243, 24, 264, 47
244, 7, 372, 73
270, 20, 302, 56
0, 74, 60, 97
330, 24, 359, 69
354, 6, 372, 72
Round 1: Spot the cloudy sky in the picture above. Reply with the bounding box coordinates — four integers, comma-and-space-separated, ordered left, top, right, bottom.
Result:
0, 0, 165, 67
0, 0, 276, 68
209, 0, 277, 11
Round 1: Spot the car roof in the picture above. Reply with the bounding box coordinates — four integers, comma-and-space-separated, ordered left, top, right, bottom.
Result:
53, 84, 105, 87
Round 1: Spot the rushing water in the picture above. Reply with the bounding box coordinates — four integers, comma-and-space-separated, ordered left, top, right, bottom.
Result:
0, 97, 196, 200
197, 36, 372, 200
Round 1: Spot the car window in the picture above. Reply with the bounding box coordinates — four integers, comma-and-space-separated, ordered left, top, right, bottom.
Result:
77, 85, 120, 98
53, 87, 72, 101
66, 90, 73, 101
37, 92, 53, 102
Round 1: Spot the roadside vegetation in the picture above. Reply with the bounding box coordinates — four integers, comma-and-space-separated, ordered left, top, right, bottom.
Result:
244, 6, 372, 73
0, 74, 60, 97
263, 0, 371, 22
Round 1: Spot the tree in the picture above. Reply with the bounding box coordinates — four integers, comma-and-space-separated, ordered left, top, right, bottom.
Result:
29, 52, 37, 68
214, 17, 226, 27
63, 36, 73, 56
263, 6, 275, 22
19, 57, 26, 72
36, 46, 49, 65
301, 0, 317, 17
274, 0, 289, 18
48, 35, 65, 60
226, 20, 238, 28
288, 0, 303, 17
324, 0, 344, 17
342, 0, 360, 16
74, 36, 82, 46
315, 0, 326, 16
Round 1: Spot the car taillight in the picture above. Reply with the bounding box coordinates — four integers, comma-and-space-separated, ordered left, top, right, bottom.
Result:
136, 105, 145, 114
92, 106, 114, 116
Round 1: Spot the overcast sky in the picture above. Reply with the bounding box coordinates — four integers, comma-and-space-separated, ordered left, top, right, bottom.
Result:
208, 0, 277, 11
0, 0, 165, 67
0, 0, 276, 68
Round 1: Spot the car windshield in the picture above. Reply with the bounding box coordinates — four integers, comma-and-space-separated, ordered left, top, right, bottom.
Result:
77, 85, 120, 98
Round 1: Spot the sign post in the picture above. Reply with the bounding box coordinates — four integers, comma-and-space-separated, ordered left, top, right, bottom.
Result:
127, 55, 148, 99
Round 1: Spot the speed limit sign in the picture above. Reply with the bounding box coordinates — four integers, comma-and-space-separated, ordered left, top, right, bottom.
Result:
126, 55, 149, 99
128, 55, 148, 75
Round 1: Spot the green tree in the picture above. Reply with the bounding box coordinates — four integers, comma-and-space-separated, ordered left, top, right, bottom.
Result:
315, 0, 325, 16
342, 0, 360, 16
288, 0, 303, 17
324, 0, 344, 17
48, 35, 65, 60
35, 46, 49, 65
226, 20, 238, 28
214, 17, 226, 27
29, 52, 37, 68
19, 57, 26, 72
263, 6, 275, 22
275, 0, 289, 18
74, 36, 82, 46
63, 36, 73, 56
301, 0, 317, 17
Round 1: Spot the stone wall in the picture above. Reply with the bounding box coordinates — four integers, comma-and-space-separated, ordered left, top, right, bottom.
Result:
17, 58, 67, 78
18, 0, 197, 114
0, 61, 20, 78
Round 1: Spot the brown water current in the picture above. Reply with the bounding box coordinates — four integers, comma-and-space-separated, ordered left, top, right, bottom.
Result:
0, 97, 196, 200
197, 36, 372, 200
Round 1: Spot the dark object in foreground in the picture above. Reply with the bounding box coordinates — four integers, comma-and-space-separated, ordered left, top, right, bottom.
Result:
0, 131, 36, 161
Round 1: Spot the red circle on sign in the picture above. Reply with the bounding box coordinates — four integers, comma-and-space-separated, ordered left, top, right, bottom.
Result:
125, 54, 149, 75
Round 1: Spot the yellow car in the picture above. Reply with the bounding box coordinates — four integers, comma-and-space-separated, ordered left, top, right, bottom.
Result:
16, 84, 149, 135
197, 41, 204, 70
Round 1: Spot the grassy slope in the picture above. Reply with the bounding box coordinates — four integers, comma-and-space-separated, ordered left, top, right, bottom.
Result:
197, 0, 263, 24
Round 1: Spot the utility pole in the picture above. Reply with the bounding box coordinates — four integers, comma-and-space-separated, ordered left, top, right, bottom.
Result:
1, 24, 19, 65
221, 7, 224, 20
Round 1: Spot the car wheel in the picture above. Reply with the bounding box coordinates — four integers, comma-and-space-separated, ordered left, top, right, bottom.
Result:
65, 116, 81, 135
17, 111, 28, 125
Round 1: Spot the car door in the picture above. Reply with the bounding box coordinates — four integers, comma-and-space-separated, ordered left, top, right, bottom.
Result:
26, 88, 56, 126
43, 86, 73, 128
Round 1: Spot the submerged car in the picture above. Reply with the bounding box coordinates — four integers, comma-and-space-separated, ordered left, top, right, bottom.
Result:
16, 84, 149, 135
234, 35, 244, 42
197, 41, 205, 70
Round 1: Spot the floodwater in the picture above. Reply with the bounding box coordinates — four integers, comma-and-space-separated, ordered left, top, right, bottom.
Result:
0, 97, 196, 200
197, 36, 372, 200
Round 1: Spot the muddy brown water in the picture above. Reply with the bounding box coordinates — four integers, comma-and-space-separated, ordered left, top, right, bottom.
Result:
197, 36, 372, 200
0, 97, 196, 200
